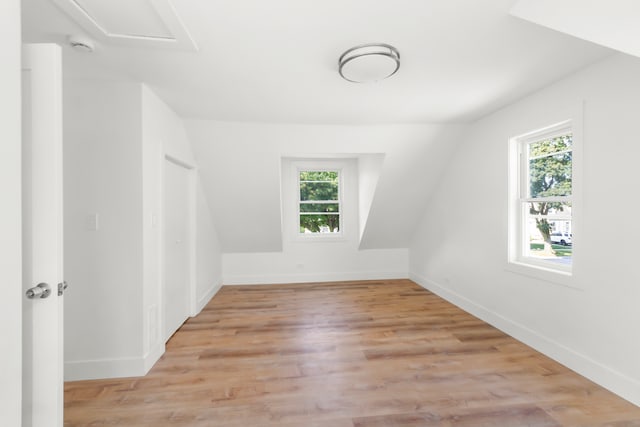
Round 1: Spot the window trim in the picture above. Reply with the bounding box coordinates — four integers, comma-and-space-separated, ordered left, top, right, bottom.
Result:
296, 167, 343, 237
507, 118, 581, 287
282, 157, 358, 244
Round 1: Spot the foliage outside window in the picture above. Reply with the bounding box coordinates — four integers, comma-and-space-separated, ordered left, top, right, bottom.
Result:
298, 170, 340, 234
516, 125, 573, 270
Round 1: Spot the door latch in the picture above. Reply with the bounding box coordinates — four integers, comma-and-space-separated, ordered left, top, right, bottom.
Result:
58, 281, 68, 296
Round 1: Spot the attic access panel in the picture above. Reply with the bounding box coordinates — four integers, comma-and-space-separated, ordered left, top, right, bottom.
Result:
52, 0, 197, 50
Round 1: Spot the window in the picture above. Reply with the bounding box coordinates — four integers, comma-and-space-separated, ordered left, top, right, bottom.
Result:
510, 121, 573, 273
298, 170, 341, 234
282, 158, 355, 242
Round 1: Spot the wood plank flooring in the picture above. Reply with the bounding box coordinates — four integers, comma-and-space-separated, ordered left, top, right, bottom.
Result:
64, 279, 640, 426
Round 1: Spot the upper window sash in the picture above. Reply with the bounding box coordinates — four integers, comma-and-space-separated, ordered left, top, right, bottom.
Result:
518, 126, 573, 200
296, 168, 343, 236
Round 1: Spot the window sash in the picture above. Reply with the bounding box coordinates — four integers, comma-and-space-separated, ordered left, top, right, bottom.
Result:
297, 169, 342, 235
513, 123, 573, 271
528, 148, 572, 161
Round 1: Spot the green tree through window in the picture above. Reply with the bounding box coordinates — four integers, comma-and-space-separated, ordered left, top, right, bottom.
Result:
299, 170, 340, 233
528, 133, 572, 247
518, 129, 573, 265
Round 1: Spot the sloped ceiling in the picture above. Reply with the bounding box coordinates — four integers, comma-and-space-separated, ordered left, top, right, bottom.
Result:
511, 0, 640, 59
21, 0, 618, 253
23, 0, 611, 124
185, 121, 467, 252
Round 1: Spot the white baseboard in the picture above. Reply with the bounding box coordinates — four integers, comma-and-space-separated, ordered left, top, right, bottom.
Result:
222, 271, 408, 285
195, 280, 223, 314
65, 357, 145, 382
409, 271, 640, 407
143, 342, 165, 374
65, 342, 165, 382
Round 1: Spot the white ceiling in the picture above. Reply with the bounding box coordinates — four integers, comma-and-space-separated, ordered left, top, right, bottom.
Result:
510, 0, 640, 59
22, 0, 612, 124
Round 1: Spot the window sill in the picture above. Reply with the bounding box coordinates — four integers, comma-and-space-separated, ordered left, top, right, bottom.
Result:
293, 233, 348, 243
505, 260, 581, 290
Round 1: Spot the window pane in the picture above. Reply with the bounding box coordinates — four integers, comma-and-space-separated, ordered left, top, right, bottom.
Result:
298, 169, 341, 235
523, 201, 572, 265
529, 133, 572, 157
300, 182, 338, 201
300, 214, 340, 233
529, 151, 572, 198
299, 171, 338, 182
299, 203, 339, 213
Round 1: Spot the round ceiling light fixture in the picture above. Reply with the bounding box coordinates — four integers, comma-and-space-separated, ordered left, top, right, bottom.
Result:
338, 43, 400, 83
68, 34, 96, 53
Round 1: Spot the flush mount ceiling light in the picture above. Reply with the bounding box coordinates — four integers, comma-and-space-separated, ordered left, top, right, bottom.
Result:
338, 43, 400, 83
68, 34, 96, 52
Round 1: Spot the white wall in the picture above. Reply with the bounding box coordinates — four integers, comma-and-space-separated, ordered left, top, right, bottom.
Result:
141, 86, 222, 361
63, 80, 222, 380
358, 154, 385, 242
409, 53, 640, 406
222, 156, 408, 285
187, 121, 465, 283
223, 249, 408, 285
196, 180, 223, 308
0, 0, 22, 424
186, 121, 467, 254
511, 0, 640, 58
63, 79, 144, 379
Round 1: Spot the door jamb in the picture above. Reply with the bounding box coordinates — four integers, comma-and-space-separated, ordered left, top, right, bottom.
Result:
161, 154, 197, 344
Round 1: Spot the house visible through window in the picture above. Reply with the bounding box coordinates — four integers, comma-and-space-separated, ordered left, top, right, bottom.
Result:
298, 170, 341, 234
512, 122, 573, 272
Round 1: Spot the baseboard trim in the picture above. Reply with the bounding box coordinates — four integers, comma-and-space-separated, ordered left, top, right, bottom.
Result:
65, 357, 145, 382
409, 271, 640, 407
222, 271, 408, 285
65, 342, 166, 382
143, 342, 165, 374
196, 280, 223, 313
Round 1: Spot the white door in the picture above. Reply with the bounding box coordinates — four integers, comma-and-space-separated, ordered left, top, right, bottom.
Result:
163, 159, 191, 340
22, 44, 65, 427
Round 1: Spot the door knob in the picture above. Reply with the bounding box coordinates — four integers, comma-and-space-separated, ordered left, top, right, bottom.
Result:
26, 283, 51, 299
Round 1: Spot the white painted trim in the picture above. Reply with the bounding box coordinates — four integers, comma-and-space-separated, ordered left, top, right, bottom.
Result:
188, 167, 198, 316
507, 101, 584, 284
143, 342, 165, 374
283, 158, 357, 243
296, 166, 344, 238
195, 280, 223, 314
22, 43, 65, 427
409, 271, 640, 407
65, 356, 147, 381
504, 261, 578, 290
50, 0, 198, 51
0, 2, 22, 425
160, 155, 197, 340
65, 341, 164, 381
223, 271, 407, 286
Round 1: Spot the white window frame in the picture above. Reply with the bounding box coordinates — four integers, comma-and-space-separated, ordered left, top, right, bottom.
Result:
507, 119, 580, 286
296, 167, 343, 237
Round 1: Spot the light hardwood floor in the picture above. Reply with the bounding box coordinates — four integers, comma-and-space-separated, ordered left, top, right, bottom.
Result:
64, 279, 640, 426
